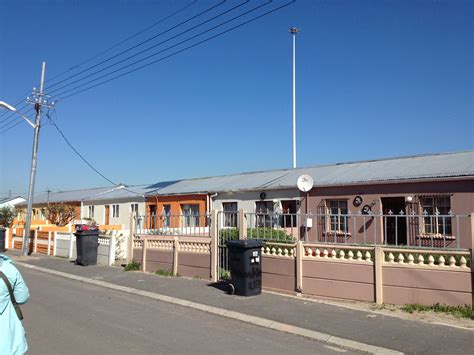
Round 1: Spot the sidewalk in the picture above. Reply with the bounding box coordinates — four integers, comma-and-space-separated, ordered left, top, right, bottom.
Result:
8, 250, 474, 354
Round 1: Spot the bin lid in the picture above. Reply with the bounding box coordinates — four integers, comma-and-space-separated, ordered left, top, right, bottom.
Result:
226, 239, 263, 249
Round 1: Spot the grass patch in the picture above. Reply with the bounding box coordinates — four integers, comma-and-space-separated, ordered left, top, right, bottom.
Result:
219, 268, 231, 280
123, 261, 140, 271
401, 303, 474, 320
154, 269, 178, 277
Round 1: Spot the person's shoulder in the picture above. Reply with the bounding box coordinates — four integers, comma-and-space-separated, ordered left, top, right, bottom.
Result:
0, 254, 14, 268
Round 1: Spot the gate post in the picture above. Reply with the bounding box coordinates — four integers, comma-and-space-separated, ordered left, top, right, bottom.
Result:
173, 236, 179, 276
374, 246, 384, 304
296, 241, 304, 293
238, 209, 247, 240
127, 212, 136, 264
34, 230, 38, 253
210, 209, 218, 282
141, 238, 148, 272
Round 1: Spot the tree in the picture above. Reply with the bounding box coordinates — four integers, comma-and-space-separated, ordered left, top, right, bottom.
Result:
42, 204, 76, 226
0, 206, 15, 227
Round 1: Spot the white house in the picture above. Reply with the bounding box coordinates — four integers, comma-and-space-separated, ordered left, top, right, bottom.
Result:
0, 196, 26, 209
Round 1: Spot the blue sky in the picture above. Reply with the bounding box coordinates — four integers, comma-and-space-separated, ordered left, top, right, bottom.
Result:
0, 0, 472, 197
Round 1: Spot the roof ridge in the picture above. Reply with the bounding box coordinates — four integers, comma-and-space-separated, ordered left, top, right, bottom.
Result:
159, 150, 473, 183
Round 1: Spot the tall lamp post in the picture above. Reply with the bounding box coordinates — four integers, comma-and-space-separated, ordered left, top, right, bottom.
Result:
289, 27, 300, 169
0, 61, 50, 255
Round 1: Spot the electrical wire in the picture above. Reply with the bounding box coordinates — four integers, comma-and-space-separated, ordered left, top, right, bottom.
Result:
46, 0, 226, 91
0, 1, 198, 121
0, 120, 23, 134
48, 0, 251, 96
46, 111, 118, 186
0, 107, 35, 131
59, 0, 295, 100
47, 111, 145, 196
45, 0, 198, 85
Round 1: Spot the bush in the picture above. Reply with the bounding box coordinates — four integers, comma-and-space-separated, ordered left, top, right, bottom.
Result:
218, 227, 294, 243
0, 206, 15, 228
124, 261, 140, 271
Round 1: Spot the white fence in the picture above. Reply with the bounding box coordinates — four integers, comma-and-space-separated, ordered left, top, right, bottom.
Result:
39, 230, 129, 266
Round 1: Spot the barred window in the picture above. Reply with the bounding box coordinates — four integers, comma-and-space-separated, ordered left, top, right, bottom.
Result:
420, 196, 451, 235
223, 202, 238, 227
326, 200, 348, 232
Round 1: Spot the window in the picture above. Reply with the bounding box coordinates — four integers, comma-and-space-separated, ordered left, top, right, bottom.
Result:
256, 201, 274, 227
223, 202, 238, 227
163, 205, 171, 228
181, 204, 199, 227
325, 200, 348, 233
420, 196, 451, 235
281, 200, 297, 227
130, 203, 139, 214
113, 204, 120, 218
88, 206, 94, 218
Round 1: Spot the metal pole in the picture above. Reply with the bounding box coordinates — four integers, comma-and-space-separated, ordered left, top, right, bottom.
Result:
289, 27, 300, 169
23, 61, 46, 255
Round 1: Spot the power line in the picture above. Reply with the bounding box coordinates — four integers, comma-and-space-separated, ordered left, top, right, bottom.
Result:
46, 111, 118, 186
59, 0, 295, 101
47, 0, 227, 93
47, 111, 145, 196
0, 1, 198, 122
0, 120, 23, 134
49, 0, 251, 97
45, 0, 198, 85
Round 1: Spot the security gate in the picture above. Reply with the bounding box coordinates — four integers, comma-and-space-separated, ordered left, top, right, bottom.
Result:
217, 211, 239, 280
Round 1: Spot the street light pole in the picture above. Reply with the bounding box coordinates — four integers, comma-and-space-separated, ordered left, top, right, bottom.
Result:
289, 27, 300, 169
23, 61, 46, 255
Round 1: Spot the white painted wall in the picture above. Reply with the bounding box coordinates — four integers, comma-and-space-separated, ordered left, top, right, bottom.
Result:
81, 198, 146, 226
212, 189, 301, 212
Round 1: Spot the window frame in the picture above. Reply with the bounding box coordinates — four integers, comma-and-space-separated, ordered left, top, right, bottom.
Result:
419, 196, 452, 237
323, 199, 349, 235
222, 202, 238, 228
112, 204, 120, 218
88, 205, 95, 218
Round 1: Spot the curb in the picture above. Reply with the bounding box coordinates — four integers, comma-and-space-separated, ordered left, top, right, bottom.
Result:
17, 261, 403, 355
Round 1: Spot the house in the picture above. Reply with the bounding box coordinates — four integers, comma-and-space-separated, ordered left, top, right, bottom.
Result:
143, 181, 209, 230
297, 151, 474, 248
141, 151, 473, 248
0, 196, 26, 209
15, 186, 118, 224
81, 184, 157, 227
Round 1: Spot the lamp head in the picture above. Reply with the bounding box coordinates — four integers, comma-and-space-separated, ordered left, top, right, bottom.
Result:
0, 101, 17, 112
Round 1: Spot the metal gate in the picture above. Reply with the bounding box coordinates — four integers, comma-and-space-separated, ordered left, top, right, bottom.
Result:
217, 211, 239, 280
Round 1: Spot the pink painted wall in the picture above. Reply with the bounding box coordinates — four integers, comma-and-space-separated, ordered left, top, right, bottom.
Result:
262, 256, 296, 293
383, 266, 472, 306
302, 179, 474, 248
302, 261, 375, 302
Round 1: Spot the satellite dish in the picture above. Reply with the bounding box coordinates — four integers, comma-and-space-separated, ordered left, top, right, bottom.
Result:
297, 174, 314, 192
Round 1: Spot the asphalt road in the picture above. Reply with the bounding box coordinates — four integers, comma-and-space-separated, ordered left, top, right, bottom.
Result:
20, 267, 356, 355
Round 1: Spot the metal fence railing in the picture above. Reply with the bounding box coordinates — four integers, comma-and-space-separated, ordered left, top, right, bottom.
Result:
135, 213, 211, 237
216, 211, 470, 249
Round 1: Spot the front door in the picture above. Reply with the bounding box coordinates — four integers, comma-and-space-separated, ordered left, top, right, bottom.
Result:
381, 197, 407, 245
105, 205, 110, 225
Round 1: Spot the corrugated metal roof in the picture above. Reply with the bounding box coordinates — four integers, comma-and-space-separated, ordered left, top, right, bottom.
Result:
28, 151, 473, 203
81, 183, 176, 201
150, 151, 474, 195
31, 186, 118, 204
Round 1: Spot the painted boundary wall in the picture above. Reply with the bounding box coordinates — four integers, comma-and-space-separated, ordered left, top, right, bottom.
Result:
261, 242, 473, 306
133, 235, 211, 279
9, 229, 124, 267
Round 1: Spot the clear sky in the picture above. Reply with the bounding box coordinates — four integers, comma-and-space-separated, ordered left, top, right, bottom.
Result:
0, 0, 472, 197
